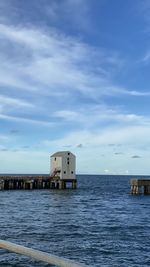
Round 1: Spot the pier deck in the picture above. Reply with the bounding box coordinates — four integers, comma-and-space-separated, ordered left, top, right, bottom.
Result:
0, 175, 77, 190
0, 175, 50, 190
130, 179, 150, 194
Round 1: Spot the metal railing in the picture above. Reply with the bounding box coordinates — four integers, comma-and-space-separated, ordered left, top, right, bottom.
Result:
0, 239, 88, 267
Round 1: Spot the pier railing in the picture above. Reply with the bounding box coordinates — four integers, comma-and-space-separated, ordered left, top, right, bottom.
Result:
0, 239, 88, 267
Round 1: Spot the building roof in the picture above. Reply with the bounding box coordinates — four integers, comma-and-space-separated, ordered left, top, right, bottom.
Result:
51, 151, 75, 157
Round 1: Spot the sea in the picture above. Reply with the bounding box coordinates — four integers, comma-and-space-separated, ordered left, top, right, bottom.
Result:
0, 174, 150, 267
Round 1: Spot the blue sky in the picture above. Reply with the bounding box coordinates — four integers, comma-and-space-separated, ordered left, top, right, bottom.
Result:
0, 0, 150, 174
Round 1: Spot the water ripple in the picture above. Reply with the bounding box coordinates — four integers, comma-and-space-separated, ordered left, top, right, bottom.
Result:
0, 175, 150, 266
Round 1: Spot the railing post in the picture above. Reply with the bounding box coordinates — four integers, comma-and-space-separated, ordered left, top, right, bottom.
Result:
0, 239, 88, 267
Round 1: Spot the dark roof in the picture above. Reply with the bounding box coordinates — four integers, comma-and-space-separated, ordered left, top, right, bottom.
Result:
51, 151, 75, 157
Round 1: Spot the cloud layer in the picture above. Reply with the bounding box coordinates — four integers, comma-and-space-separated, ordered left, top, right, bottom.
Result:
0, 0, 150, 174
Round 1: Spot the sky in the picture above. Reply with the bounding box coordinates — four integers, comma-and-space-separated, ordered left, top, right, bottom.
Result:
0, 0, 150, 175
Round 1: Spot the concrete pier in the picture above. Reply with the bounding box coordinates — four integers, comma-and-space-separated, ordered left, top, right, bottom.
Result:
0, 175, 77, 190
0, 151, 78, 191
130, 179, 150, 195
49, 178, 77, 189
0, 175, 50, 190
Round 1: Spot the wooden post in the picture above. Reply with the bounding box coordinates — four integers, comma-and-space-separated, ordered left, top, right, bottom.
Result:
59, 180, 63, 189
144, 185, 148, 194
30, 182, 33, 190
9, 180, 13, 190
0, 180, 4, 190
72, 180, 77, 189
135, 186, 139, 194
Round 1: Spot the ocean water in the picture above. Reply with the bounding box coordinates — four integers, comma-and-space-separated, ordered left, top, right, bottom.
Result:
0, 174, 150, 267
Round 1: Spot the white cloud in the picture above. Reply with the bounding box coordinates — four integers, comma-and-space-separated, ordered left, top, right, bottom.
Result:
0, 22, 137, 99
0, 63, 38, 92
41, 123, 150, 174
0, 23, 51, 51
0, 94, 34, 109
53, 110, 79, 121
0, 1, 150, 174
52, 105, 147, 128
0, 22, 148, 107
0, 134, 11, 141
104, 169, 110, 173
0, 113, 54, 127
142, 51, 150, 64
43, 122, 150, 151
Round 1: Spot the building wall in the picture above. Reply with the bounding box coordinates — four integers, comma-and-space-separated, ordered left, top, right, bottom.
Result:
50, 156, 62, 178
50, 152, 76, 180
61, 152, 75, 180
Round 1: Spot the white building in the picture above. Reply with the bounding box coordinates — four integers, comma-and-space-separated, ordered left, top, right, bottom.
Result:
50, 151, 76, 180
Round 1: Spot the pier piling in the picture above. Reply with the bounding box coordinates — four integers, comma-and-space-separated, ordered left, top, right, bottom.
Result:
0, 175, 77, 190
130, 179, 150, 195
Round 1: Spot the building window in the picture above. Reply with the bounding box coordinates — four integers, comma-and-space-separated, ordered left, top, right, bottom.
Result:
54, 157, 56, 161
67, 157, 69, 160
67, 161, 69, 165
64, 171, 66, 174
68, 152, 70, 155
71, 171, 73, 174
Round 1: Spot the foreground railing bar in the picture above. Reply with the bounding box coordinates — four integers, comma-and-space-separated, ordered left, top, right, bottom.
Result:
0, 240, 88, 267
